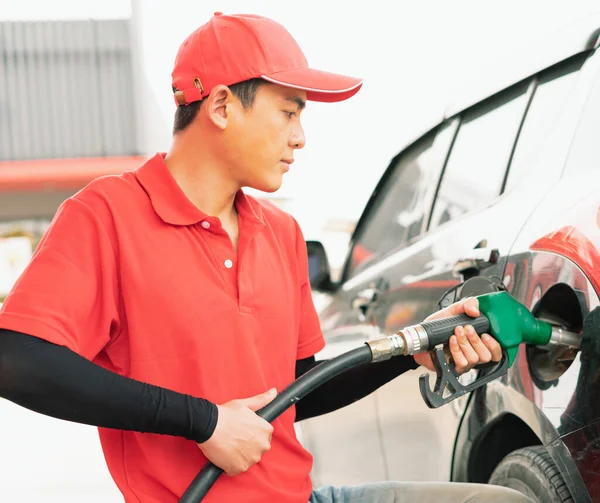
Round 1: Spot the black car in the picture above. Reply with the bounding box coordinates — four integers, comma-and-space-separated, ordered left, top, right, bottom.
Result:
303, 15, 600, 503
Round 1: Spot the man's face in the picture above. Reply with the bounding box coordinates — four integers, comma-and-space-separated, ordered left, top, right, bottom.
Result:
225, 83, 306, 192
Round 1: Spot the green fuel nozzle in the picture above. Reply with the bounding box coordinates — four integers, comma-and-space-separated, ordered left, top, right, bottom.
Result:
477, 290, 572, 363
366, 291, 580, 408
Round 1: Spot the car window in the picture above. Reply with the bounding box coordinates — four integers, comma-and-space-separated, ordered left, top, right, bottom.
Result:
346, 122, 455, 279
503, 55, 586, 192
428, 81, 530, 230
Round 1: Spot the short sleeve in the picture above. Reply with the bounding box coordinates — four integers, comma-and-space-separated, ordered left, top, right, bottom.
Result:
0, 197, 120, 360
293, 219, 325, 360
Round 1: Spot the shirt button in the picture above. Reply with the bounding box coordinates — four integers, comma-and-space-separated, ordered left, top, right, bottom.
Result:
224, 259, 233, 269
201, 221, 210, 229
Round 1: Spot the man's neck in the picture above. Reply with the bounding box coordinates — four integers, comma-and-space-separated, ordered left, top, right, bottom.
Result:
163, 148, 240, 225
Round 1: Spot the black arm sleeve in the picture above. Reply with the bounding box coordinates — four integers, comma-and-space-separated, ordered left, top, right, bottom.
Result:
294, 354, 420, 422
0, 330, 218, 443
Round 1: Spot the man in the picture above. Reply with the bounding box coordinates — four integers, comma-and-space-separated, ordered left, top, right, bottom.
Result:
0, 12, 533, 503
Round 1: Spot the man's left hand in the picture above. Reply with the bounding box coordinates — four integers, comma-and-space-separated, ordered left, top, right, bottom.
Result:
413, 297, 503, 375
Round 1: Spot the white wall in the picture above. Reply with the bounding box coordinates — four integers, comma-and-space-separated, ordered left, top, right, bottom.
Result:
0, 0, 131, 20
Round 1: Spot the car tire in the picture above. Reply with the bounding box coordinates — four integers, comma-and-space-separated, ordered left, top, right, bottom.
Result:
488, 445, 573, 502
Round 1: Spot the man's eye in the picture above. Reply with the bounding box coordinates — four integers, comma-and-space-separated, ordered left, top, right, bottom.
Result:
284, 111, 296, 119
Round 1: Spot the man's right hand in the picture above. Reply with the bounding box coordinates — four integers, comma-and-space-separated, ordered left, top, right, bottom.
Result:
198, 388, 277, 476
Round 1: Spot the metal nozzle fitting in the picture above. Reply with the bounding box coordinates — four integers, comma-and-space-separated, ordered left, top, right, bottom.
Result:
367, 333, 407, 362
367, 324, 431, 362
399, 325, 428, 355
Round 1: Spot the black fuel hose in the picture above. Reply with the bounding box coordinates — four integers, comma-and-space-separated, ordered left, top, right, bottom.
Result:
179, 345, 373, 503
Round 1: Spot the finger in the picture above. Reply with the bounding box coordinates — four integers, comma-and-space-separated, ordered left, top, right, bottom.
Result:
424, 296, 479, 322
464, 325, 492, 363
455, 326, 480, 368
446, 297, 479, 317
426, 299, 465, 321
482, 333, 503, 361
444, 298, 466, 317
449, 335, 469, 373
462, 297, 480, 318
243, 388, 277, 412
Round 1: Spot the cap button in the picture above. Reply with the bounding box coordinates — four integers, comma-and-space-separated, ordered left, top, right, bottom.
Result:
214, 12, 223, 16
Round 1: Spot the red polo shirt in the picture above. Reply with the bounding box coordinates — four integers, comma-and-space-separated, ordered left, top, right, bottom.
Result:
0, 153, 325, 502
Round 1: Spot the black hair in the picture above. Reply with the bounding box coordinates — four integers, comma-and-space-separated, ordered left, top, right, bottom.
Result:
172, 78, 265, 135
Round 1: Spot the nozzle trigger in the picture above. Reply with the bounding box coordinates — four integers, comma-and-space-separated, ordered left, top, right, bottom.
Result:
418, 346, 509, 408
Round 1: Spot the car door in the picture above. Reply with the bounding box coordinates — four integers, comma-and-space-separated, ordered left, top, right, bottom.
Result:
372, 53, 588, 340
359, 80, 536, 483
372, 55, 588, 483
302, 120, 457, 487
448, 50, 600, 499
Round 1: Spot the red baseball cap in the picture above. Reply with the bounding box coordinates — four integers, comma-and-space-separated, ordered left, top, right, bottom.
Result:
171, 12, 363, 106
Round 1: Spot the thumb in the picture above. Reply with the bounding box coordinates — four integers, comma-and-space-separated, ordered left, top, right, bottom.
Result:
445, 297, 477, 316
241, 388, 277, 412
425, 297, 477, 321
461, 297, 480, 317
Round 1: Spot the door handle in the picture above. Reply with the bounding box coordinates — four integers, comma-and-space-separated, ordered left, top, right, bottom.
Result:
453, 247, 500, 278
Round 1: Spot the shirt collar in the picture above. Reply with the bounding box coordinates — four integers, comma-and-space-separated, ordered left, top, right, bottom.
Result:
135, 153, 265, 228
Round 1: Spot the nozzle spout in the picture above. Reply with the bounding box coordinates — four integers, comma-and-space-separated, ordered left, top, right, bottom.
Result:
548, 326, 580, 349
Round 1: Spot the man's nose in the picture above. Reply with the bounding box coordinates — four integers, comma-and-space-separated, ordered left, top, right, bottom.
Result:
289, 124, 306, 149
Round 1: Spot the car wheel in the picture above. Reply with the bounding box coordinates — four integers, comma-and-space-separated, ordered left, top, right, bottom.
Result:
488, 446, 573, 502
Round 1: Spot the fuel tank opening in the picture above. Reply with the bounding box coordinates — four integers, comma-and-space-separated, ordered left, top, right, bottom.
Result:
527, 283, 584, 389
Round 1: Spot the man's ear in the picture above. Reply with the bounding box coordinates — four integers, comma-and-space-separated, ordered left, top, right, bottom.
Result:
204, 85, 234, 130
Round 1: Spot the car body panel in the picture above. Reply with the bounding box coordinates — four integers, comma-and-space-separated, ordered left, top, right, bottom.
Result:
451, 248, 599, 502
451, 50, 600, 501
303, 20, 600, 499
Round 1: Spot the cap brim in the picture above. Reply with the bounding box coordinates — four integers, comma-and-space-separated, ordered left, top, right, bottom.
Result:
261, 67, 363, 103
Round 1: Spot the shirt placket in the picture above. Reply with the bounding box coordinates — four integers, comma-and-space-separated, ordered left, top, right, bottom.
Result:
197, 218, 239, 303
236, 218, 258, 314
